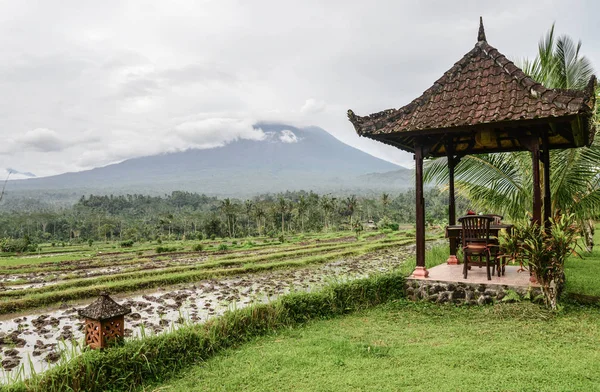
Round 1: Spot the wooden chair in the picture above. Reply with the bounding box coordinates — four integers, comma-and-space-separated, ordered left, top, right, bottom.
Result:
458, 215, 499, 280
485, 214, 505, 276
487, 214, 503, 225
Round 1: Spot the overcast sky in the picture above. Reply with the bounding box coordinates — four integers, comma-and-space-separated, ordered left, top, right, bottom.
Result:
0, 0, 598, 178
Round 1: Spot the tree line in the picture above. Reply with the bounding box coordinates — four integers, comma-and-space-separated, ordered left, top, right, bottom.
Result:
0, 189, 466, 249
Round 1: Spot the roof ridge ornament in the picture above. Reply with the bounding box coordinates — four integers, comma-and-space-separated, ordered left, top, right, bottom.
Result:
478, 16, 486, 42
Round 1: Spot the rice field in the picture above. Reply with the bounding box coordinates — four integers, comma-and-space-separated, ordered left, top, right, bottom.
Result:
0, 229, 443, 383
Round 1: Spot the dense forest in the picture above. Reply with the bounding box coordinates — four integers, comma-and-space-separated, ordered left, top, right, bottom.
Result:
0, 189, 469, 251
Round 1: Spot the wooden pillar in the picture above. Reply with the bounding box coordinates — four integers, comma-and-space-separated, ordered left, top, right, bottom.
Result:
542, 134, 552, 231
448, 156, 457, 226
531, 138, 542, 226
412, 144, 429, 277
530, 136, 542, 284
446, 154, 459, 265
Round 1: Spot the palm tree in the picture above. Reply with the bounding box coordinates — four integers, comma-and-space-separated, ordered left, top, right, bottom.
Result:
381, 193, 390, 218
320, 195, 335, 231
277, 196, 287, 235
220, 198, 237, 238
297, 195, 308, 232
277, 197, 291, 235
424, 24, 599, 250
253, 203, 266, 236
345, 195, 358, 226
244, 200, 253, 236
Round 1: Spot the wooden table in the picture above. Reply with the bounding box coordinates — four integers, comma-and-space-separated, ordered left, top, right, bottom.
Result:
445, 223, 513, 264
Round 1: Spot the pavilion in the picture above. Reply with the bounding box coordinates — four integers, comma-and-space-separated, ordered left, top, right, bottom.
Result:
348, 18, 596, 279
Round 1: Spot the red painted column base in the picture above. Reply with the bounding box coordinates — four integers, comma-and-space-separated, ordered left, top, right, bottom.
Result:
411, 266, 429, 278
529, 273, 538, 284
446, 255, 459, 265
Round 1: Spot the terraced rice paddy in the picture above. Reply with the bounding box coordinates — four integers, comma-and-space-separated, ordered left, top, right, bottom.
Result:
0, 230, 441, 383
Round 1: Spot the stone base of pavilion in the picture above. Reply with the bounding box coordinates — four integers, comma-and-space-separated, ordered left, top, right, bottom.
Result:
406, 264, 540, 305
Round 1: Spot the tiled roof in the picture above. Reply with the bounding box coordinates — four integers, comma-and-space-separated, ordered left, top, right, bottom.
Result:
348, 19, 596, 144
78, 292, 131, 320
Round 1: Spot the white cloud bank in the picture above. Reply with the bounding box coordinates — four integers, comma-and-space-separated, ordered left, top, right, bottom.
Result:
0, 1, 596, 176
279, 129, 299, 143
173, 118, 266, 149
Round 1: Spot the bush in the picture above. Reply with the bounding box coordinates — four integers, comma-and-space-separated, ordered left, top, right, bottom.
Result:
210, 234, 216, 240
377, 217, 399, 231
156, 246, 177, 254
88, 239, 93, 247
192, 244, 203, 252
157, 238, 162, 244
502, 214, 580, 310
196, 232, 204, 241
0, 237, 36, 253
120, 240, 134, 248
232, 240, 238, 245
218, 244, 228, 251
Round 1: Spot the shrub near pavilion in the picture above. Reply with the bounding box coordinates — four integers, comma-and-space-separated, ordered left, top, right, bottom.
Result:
502, 214, 581, 310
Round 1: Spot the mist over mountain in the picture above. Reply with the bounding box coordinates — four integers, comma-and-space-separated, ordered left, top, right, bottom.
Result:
5, 124, 412, 201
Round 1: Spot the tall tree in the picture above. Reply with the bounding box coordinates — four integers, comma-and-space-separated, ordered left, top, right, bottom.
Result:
244, 200, 253, 236
297, 195, 308, 232
345, 195, 358, 226
381, 193, 390, 218
277, 197, 291, 235
220, 199, 237, 238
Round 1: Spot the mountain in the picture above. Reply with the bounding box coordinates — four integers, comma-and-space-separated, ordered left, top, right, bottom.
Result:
6, 123, 412, 199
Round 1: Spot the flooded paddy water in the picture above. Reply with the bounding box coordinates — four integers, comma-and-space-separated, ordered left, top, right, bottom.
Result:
0, 237, 431, 384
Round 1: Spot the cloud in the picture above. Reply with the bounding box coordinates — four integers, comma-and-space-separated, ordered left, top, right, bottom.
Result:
16, 128, 67, 152
279, 129, 299, 143
0, 1, 596, 177
300, 98, 326, 114
173, 118, 266, 149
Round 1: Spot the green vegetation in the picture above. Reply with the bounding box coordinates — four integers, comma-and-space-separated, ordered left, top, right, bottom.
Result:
565, 223, 600, 299
501, 214, 581, 309
0, 231, 441, 314
155, 301, 600, 392
5, 269, 409, 392
0, 189, 465, 254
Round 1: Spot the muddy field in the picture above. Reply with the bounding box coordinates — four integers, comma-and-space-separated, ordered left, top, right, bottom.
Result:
0, 232, 438, 383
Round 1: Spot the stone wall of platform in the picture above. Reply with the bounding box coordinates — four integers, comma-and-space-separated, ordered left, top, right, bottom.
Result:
405, 279, 540, 305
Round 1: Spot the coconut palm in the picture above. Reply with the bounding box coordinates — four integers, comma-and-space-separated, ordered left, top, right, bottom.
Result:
345, 195, 358, 226
297, 195, 308, 232
381, 193, 390, 218
252, 203, 266, 236
244, 200, 253, 235
277, 197, 292, 235
424, 25, 600, 250
219, 198, 237, 238
320, 195, 336, 231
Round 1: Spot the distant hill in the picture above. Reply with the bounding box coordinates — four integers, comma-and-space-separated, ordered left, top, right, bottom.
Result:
5, 123, 412, 200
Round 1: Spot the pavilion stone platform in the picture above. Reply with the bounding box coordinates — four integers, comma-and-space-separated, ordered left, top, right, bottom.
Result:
405, 265, 540, 305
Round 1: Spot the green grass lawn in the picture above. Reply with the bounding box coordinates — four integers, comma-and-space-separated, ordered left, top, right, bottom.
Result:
564, 226, 600, 298
149, 301, 600, 392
